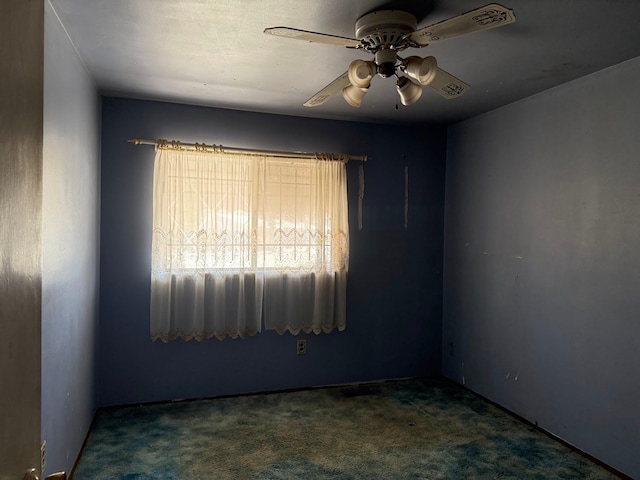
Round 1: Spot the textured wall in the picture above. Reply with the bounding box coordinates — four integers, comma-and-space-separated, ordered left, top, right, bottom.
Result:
443, 56, 640, 478
99, 98, 446, 406
41, 1, 101, 476
0, 1, 44, 478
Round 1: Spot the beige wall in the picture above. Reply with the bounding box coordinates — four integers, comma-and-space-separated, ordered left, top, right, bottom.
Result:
0, 0, 44, 478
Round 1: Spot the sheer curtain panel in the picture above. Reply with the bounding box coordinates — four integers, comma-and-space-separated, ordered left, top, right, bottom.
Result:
151, 150, 263, 341
150, 148, 349, 341
262, 158, 348, 334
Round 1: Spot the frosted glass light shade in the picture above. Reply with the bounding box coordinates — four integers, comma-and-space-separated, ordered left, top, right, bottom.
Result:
342, 85, 369, 107
347, 60, 376, 88
404, 56, 438, 85
396, 77, 422, 106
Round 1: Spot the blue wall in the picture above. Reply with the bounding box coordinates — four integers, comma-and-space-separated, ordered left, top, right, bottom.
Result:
42, 1, 101, 476
99, 98, 447, 407
443, 56, 640, 478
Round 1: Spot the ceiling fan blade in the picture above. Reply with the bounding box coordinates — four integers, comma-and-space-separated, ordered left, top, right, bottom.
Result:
408, 3, 515, 46
264, 27, 361, 48
426, 67, 470, 99
303, 72, 351, 107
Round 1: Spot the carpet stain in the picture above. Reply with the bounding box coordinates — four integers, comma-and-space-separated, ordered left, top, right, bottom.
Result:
73, 378, 619, 479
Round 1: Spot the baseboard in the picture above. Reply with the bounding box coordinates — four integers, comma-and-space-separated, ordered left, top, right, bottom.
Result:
97, 375, 425, 411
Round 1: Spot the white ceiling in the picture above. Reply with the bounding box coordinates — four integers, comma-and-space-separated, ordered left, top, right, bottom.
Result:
49, 0, 640, 125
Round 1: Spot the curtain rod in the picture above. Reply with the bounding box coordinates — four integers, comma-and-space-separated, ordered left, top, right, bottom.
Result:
128, 138, 369, 163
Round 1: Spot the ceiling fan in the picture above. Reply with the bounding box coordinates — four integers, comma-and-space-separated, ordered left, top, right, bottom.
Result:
264, 3, 515, 108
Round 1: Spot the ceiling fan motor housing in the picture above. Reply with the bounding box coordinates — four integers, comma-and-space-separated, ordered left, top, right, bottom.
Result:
355, 10, 417, 77
355, 10, 417, 50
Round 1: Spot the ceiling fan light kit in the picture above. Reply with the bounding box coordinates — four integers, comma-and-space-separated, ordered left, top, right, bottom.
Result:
373, 48, 400, 78
264, 3, 515, 108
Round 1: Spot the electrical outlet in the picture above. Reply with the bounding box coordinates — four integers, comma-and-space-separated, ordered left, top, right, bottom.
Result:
296, 339, 306, 355
41, 440, 47, 473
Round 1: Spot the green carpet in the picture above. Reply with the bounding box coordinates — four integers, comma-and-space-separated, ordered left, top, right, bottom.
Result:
73, 378, 619, 479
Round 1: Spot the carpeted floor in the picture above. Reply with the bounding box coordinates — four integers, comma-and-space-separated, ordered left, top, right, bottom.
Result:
73, 378, 619, 479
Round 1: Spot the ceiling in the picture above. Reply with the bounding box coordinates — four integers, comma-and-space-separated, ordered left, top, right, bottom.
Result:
49, 0, 640, 126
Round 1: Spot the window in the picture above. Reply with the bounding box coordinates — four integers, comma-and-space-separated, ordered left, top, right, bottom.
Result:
150, 148, 349, 341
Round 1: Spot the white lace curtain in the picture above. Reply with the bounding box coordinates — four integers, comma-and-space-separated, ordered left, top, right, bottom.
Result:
150, 148, 349, 341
